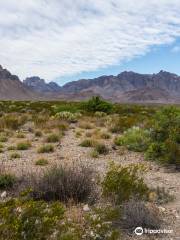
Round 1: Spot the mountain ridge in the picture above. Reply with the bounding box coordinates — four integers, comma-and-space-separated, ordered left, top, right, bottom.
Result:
0, 64, 180, 103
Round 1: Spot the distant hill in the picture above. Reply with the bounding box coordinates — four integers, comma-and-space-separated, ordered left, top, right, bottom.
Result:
58, 70, 180, 103
0, 64, 180, 103
23, 77, 61, 93
0, 65, 40, 100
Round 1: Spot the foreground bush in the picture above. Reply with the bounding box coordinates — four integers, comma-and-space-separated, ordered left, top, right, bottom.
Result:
31, 164, 96, 203
121, 199, 162, 231
0, 196, 120, 240
102, 162, 148, 204
115, 126, 150, 152
0, 173, 16, 189
146, 107, 180, 168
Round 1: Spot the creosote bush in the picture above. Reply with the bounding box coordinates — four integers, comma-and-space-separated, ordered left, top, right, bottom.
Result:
102, 162, 149, 204
31, 164, 96, 203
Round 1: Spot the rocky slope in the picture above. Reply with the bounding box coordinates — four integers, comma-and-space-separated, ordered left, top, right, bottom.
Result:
0, 64, 180, 103
59, 70, 180, 103
23, 77, 61, 93
0, 65, 39, 100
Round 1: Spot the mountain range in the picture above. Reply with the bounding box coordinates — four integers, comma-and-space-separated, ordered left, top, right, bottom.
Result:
0, 64, 180, 103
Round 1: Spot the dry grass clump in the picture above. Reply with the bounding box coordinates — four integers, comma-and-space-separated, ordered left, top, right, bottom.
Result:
45, 133, 60, 143
35, 130, 43, 137
10, 152, 21, 159
37, 144, 54, 153
80, 138, 97, 147
78, 121, 94, 129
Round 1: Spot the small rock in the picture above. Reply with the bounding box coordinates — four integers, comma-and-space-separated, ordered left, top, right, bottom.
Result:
83, 204, 90, 212
1, 191, 7, 198
158, 206, 166, 212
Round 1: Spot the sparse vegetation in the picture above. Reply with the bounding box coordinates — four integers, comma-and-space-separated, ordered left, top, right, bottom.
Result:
37, 144, 54, 153
0, 100, 179, 239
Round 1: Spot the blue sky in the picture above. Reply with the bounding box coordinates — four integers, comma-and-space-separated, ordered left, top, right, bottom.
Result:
0, 0, 180, 84
57, 39, 180, 85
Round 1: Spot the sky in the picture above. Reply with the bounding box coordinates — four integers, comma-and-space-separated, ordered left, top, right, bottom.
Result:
0, 0, 180, 85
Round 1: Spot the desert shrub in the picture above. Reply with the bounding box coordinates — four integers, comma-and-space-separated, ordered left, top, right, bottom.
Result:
121, 199, 162, 231
34, 130, 43, 137
0, 173, 16, 189
94, 111, 107, 117
0, 197, 65, 240
94, 143, 109, 155
35, 158, 49, 166
100, 132, 111, 139
146, 107, 180, 168
91, 150, 99, 158
80, 139, 97, 147
0, 114, 26, 130
37, 144, 54, 153
58, 122, 69, 131
102, 162, 149, 204
10, 152, 21, 159
16, 132, 25, 138
78, 122, 94, 129
46, 133, 59, 143
0, 195, 120, 240
31, 164, 96, 203
32, 114, 49, 128
17, 141, 31, 150
0, 135, 8, 142
83, 96, 113, 113
115, 126, 150, 152
148, 187, 174, 204
7, 146, 16, 151
109, 115, 139, 134
55, 111, 81, 123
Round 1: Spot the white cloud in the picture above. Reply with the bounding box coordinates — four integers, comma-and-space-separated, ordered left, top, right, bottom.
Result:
0, 0, 180, 81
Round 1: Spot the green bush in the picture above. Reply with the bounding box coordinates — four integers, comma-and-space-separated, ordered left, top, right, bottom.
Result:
37, 144, 54, 153
0, 197, 65, 240
146, 107, 180, 168
102, 162, 149, 204
35, 158, 49, 166
17, 141, 31, 150
115, 126, 150, 152
0, 174, 16, 189
83, 96, 113, 113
